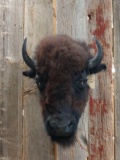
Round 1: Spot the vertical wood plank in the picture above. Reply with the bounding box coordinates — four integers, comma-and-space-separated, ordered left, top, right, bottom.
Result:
56, 0, 88, 159
113, 0, 120, 159
23, 1, 54, 160
87, 0, 114, 159
0, 0, 24, 159
56, 0, 88, 41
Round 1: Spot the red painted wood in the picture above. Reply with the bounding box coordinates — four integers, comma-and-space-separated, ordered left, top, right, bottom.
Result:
87, 1, 114, 160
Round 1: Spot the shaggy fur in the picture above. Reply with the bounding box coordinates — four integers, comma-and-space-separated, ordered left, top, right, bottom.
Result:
23, 35, 106, 146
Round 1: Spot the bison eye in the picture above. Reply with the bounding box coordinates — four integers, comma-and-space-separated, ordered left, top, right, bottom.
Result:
73, 79, 87, 93
35, 78, 42, 89
35, 74, 44, 91
36, 79, 41, 88
73, 70, 88, 92
76, 79, 87, 89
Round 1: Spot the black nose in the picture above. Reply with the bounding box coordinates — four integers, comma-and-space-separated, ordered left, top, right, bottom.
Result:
47, 114, 76, 137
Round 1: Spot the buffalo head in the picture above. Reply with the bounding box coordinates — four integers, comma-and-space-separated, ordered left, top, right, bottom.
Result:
22, 35, 106, 146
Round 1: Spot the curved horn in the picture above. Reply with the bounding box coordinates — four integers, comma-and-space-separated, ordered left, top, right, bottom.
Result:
22, 38, 36, 70
88, 38, 103, 69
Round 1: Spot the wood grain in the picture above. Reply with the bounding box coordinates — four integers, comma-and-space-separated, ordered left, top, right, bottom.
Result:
113, 0, 120, 159
56, 0, 88, 41
0, 0, 23, 159
23, 0, 54, 160
87, 0, 114, 159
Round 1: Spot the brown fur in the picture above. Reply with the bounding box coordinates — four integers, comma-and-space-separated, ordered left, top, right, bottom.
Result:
35, 35, 90, 116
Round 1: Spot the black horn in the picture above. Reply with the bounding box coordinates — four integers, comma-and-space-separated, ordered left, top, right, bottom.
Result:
22, 38, 36, 70
88, 38, 103, 69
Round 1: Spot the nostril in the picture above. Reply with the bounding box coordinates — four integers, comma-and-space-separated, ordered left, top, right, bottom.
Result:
68, 121, 74, 128
65, 120, 74, 132
49, 120, 59, 130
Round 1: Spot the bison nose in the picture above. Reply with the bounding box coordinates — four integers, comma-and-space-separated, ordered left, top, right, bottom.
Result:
48, 114, 76, 137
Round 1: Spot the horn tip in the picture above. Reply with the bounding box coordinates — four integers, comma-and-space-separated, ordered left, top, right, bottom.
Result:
93, 36, 97, 42
93, 37, 101, 46
24, 37, 27, 43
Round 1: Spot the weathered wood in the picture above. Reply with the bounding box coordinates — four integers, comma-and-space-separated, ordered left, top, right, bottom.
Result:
113, 0, 120, 159
0, 0, 23, 159
87, 1, 114, 159
56, 0, 88, 159
23, 1, 54, 160
0, 0, 115, 160
56, 0, 88, 41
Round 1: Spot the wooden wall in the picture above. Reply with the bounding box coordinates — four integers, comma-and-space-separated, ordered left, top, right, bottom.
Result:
114, 0, 120, 160
87, 0, 114, 159
0, 0, 116, 160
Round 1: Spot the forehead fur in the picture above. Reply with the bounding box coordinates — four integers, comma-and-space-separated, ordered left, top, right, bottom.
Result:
35, 35, 90, 77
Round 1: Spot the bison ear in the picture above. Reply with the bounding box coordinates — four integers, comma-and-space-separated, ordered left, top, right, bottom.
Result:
23, 69, 36, 78
89, 63, 106, 74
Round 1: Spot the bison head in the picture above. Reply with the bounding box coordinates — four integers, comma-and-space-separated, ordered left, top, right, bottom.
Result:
22, 35, 106, 146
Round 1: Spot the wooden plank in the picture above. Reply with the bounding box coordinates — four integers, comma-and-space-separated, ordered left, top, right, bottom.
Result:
23, 1, 54, 160
0, 2, 5, 157
56, 0, 88, 159
87, 1, 114, 159
56, 0, 88, 41
113, 0, 120, 159
0, 0, 23, 159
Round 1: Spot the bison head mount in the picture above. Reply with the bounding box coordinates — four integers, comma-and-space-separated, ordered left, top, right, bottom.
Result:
22, 35, 106, 146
